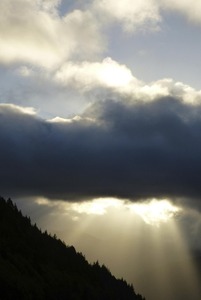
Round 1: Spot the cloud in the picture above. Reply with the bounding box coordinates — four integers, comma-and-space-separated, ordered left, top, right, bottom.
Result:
91, 0, 201, 33
92, 0, 161, 32
0, 0, 104, 69
1, 0, 201, 72
55, 58, 136, 90
0, 63, 93, 119
1, 0, 201, 73
54, 58, 201, 106
160, 0, 201, 24
0, 103, 36, 115
1, 95, 201, 207
2, 57, 201, 123
63, 9, 105, 59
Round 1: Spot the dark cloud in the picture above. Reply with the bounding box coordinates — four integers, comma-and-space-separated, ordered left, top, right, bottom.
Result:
1, 97, 201, 204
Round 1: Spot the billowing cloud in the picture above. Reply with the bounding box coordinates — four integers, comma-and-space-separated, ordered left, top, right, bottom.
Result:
1, 95, 201, 206
93, 0, 161, 32
54, 58, 201, 106
0, 103, 36, 115
2, 0, 201, 208
55, 58, 136, 90
0, 0, 104, 69
2, 58, 201, 122
92, 0, 201, 30
2, 0, 201, 72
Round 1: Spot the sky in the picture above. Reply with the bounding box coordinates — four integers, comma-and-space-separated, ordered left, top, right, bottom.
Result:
1, 0, 201, 299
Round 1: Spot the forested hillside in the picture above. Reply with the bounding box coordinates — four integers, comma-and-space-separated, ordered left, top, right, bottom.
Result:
0, 197, 145, 300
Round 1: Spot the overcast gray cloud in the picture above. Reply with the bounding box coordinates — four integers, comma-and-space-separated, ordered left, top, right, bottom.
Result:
1, 96, 201, 207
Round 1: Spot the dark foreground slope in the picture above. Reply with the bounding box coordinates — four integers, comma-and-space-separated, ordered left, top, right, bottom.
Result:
0, 197, 145, 300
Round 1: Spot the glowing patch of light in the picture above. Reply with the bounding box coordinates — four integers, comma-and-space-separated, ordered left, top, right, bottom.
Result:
97, 57, 134, 87
48, 116, 95, 123
35, 197, 53, 206
0, 103, 36, 115
71, 198, 123, 215
128, 199, 181, 226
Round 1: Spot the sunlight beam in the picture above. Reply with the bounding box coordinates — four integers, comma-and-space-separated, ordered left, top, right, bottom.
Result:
127, 199, 181, 226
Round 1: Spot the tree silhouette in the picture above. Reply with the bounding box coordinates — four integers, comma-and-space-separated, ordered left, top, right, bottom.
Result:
0, 196, 145, 300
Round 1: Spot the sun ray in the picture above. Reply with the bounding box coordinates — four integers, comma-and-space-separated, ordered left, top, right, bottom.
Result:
127, 198, 181, 227
112, 198, 201, 300
20, 197, 201, 300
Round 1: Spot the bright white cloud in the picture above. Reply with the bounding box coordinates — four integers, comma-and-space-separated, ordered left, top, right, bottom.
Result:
48, 115, 95, 124
93, 0, 201, 30
71, 198, 123, 215
63, 9, 105, 60
128, 199, 182, 226
1, 0, 201, 72
55, 57, 136, 90
34, 197, 123, 216
1, 0, 201, 120
34, 196, 182, 225
0, 103, 36, 115
93, 0, 161, 32
139, 79, 201, 104
0, 0, 104, 69
54, 57, 201, 106
0, 0, 63, 68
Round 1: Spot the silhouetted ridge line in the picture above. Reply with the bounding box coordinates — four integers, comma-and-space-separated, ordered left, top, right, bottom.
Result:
0, 196, 145, 300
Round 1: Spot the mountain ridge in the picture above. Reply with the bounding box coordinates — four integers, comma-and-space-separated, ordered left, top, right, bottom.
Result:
0, 196, 145, 300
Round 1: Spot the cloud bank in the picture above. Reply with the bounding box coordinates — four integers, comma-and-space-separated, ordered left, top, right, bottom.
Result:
1, 94, 201, 206
1, 0, 201, 209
